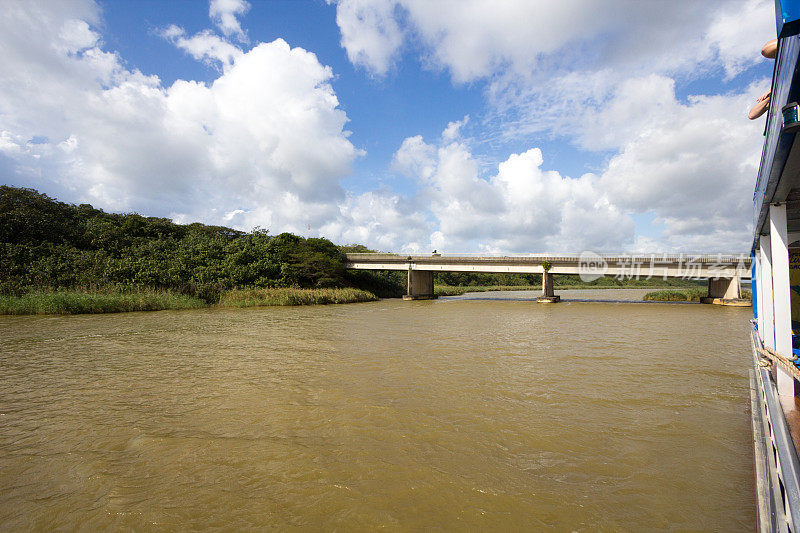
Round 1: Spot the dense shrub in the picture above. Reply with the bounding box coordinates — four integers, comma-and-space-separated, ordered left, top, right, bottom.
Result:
0, 186, 384, 301
643, 290, 689, 302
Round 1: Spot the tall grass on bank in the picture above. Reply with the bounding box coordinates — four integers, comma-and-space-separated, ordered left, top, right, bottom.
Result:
643, 287, 751, 302
0, 289, 206, 315
435, 285, 542, 296
218, 287, 378, 307
0, 287, 379, 315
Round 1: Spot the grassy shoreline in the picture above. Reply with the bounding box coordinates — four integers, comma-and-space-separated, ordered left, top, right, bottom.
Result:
2, 284, 739, 315
434, 285, 540, 296
0, 287, 379, 315
218, 287, 378, 307
642, 288, 753, 302
0, 289, 207, 315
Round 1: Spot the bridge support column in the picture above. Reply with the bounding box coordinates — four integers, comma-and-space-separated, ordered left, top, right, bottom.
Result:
537, 272, 560, 303
402, 268, 436, 300
700, 276, 748, 306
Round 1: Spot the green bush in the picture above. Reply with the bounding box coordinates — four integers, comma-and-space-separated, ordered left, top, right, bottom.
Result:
642, 290, 689, 302
434, 286, 467, 296
684, 288, 707, 302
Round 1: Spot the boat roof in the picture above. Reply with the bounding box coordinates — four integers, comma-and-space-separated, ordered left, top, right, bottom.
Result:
753, 1, 800, 248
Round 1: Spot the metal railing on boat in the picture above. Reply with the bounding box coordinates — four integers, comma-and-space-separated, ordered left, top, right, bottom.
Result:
751, 326, 800, 532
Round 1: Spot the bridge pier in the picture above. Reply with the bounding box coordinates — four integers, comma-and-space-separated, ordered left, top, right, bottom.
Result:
537, 272, 560, 303
700, 275, 749, 306
402, 268, 436, 300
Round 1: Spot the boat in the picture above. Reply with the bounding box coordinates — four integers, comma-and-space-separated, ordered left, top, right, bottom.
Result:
750, 1, 800, 529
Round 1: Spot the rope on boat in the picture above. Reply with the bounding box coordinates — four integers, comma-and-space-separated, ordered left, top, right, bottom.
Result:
756, 345, 800, 381
756, 345, 797, 362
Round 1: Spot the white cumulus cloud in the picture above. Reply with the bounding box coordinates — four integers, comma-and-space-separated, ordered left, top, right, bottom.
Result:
333, 0, 773, 82
0, 0, 359, 235
383, 132, 632, 252
330, 0, 404, 76
209, 0, 250, 41
161, 25, 243, 69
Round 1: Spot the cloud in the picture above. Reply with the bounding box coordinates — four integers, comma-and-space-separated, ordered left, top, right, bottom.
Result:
334, 0, 773, 83
0, 0, 359, 234
381, 132, 632, 253
391, 135, 435, 179
330, 0, 404, 76
161, 25, 243, 69
56, 18, 99, 53
209, 0, 250, 41
706, 0, 775, 79
441, 115, 468, 142
597, 77, 767, 249
162, 0, 252, 70
322, 190, 431, 252
485, 0, 774, 145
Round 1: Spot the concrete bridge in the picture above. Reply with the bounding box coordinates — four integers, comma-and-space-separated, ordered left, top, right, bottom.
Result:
344, 253, 752, 304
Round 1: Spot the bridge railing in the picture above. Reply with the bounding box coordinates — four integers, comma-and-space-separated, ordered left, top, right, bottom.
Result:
344, 252, 752, 264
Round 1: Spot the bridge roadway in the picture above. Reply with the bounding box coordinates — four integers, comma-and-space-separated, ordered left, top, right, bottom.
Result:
344, 253, 752, 304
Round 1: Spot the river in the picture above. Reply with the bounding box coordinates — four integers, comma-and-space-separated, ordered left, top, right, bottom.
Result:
0, 289, 755, 530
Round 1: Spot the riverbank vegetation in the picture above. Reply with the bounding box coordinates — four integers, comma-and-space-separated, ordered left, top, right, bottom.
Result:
218, 287, 377, 307
0, 289, 206, 315
642, 288, 752, 302
0, 287, 377, 315
642, 289, 706, 302
435, 285, 541, 296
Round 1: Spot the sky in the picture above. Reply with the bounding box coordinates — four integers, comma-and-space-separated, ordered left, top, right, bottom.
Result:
0, 0, 778, 253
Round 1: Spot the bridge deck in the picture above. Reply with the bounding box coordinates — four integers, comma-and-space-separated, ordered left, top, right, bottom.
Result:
344, 253, 751, 278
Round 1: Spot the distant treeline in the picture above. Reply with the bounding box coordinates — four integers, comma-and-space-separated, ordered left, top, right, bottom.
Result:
0, 186, 404, 301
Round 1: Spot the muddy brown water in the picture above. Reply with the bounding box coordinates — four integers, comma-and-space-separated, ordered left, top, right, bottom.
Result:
0, 289, 755, 530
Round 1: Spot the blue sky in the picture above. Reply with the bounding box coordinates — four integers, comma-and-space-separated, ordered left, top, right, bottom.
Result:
0, 0, 779, 252
103, 0, 489, 195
